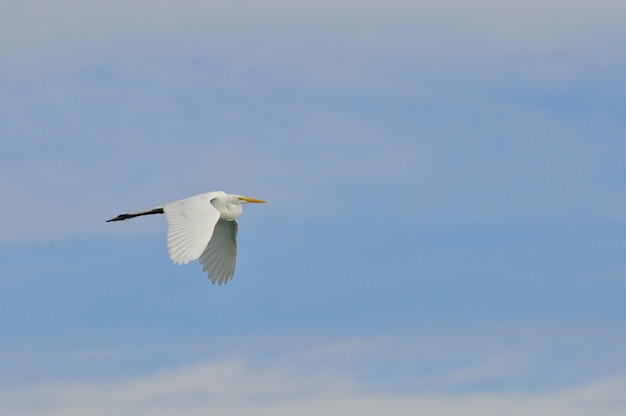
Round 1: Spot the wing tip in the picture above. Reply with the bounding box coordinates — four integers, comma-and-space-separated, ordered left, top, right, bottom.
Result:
209, 273, 234, 285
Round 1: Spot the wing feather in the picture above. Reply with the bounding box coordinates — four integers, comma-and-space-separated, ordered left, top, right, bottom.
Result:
199, 219, 238, 284
163, 193, 221, 265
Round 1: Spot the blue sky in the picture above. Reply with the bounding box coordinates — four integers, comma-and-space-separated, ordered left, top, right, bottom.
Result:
2, 0, 626, 414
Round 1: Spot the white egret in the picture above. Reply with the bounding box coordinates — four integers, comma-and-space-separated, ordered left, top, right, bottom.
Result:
107, 191, 266, 284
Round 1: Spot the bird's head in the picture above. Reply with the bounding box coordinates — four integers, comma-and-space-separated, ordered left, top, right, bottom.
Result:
214, 193, 266, 220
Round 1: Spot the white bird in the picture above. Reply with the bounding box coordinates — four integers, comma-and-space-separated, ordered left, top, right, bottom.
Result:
107, 191, 266, 284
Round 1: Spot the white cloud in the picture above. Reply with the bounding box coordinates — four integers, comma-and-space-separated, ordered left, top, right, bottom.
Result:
3, 355, 626, 416
3, 325, 626, 415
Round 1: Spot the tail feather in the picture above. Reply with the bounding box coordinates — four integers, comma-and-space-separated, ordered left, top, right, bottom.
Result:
106, 207, 164, 222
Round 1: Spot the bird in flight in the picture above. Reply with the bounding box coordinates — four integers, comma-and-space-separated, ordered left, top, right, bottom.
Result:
107, 191, 266, 284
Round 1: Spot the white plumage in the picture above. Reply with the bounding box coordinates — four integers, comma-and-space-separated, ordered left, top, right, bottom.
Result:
107, 191, 265, 284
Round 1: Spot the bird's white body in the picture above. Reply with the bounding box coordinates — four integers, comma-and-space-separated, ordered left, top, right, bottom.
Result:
107, 191, 265, 284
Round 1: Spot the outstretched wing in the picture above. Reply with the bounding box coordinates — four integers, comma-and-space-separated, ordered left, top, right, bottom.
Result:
163, 193, 221, 265
199, 219, 238, 285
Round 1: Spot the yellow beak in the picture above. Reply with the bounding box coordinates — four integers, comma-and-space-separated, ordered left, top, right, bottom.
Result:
239, 196, 266, 203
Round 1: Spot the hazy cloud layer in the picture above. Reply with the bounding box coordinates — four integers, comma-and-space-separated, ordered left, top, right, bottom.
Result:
2, 0, 625, 245
3, 335, 626, 416
5, 368, 626, 416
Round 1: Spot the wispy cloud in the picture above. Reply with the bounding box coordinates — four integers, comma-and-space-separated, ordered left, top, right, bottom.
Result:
3, 353, 626, 416
437, 351, 523, 385
3, 326, 626, 414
